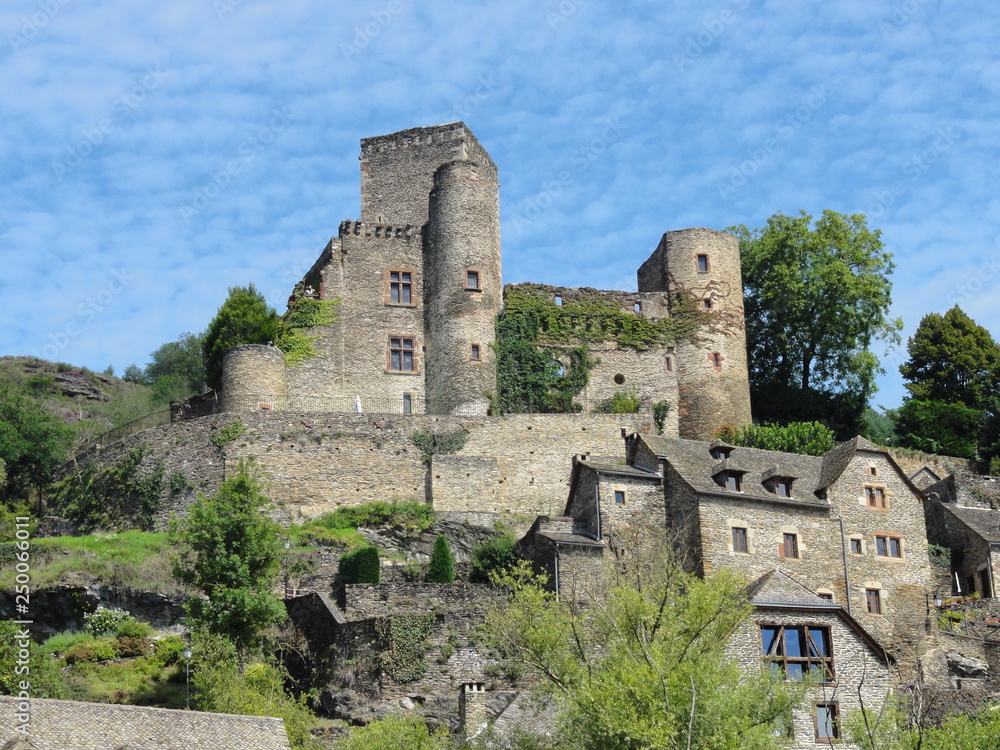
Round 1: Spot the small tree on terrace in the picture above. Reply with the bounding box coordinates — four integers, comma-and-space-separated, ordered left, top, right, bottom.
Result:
426, 534, 455, 583
202, 284, 280, 392
170, 459, 286, 651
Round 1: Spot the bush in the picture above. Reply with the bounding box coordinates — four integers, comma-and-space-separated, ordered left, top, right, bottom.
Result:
115, 618, 153, 639
211, 420, 246, 448
152, 636, 186, 667
339, 546, 381, 584
64, 638, 116, 665
114, 636, 149, 658
470, 527, 518, 583
42, 630, 92, 655
653, 400, 671, 434
716, 421, 836, 456
401, 564, 423, 582
84, 606, 137, 637
594, 390, 640, 414
426, 535, 455, 583
411, 429, 469, 462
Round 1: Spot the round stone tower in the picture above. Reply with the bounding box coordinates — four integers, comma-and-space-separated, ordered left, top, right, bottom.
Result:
638, 227, 751, 439
424, 159, 502, 415
221, 345, 288, 413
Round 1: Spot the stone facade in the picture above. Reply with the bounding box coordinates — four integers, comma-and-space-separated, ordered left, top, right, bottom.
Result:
215, 122, 751, 440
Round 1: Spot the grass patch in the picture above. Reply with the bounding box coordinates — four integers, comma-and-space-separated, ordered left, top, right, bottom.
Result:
0, 531, 188, 596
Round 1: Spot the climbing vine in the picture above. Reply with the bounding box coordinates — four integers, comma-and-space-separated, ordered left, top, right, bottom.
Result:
376, 614, 434, 683
277, 296, 340, 366
53, 445, 164, 531
210, 419, 246, 448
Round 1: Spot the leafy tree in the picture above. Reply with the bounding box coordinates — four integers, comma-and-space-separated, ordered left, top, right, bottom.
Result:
716, 421, 836, 456
894, 400, 982, 459
122, 363, 145, 383
469, 525, 518, 583
483, 550, 805, 750
333, 712, 454, 750
203, 284, 280, 392
190, 631, 320, 749
900, 306, 999, 410
861, 407, 898, 447
0, 381, 74, 500
146, 330, 207, 400
729, 210, 902, 435
426, 534, 455, 583
170, 459, 286, 650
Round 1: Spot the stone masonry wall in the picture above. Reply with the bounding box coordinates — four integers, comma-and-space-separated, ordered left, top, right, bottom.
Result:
70, 411, 649, 529
728, 609, 892, 750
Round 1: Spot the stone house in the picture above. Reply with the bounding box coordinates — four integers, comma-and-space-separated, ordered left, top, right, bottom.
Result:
923, 470, 1000, 599
732, 570, 893, 749
0, 696, 292, 749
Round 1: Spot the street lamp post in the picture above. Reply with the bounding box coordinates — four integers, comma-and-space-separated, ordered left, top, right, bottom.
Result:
183, 647, 192, 709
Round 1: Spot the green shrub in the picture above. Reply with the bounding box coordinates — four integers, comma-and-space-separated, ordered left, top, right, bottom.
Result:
425, 535, 455, 583
64, 638, 116, 664
716, 421, 836, 456
653, 400, 671, 434
169, 471, 189, 494
152, 636, 186, 667
470, 527, 518, 583
339, 546, 381, 584
401, 564, 423, 582
295, 500, 434, 535
42, 630, 92, 655
115, 618, 152, 639
594, 390, 640, 414
84, 606, 137, 637
114, 636, 148, 658
211, 420, 246, 448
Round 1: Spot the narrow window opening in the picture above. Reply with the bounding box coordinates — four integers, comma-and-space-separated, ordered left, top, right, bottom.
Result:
470, 344, 481, 361
732, 527, 748, 553
866, 588, 883, 614
614, 490, 625, 505
696, 254, 710, 274
554, 295, 562, 306
466, 270, 481, 290
633, 301, 641, 312
782, 533, 799, 559
402, 393, 412, 414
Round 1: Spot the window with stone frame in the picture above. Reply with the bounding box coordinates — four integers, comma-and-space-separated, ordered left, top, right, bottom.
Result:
865, 588, 883, 614
780, 532, 799, 559
466, 269, 481, 290
614, 490, 625, 505
760, 624, 834, 683
388, 337, 417, 372
386, 269, 415, 305
815, 702, 840, 741
470, 344, 482, 361
875, 534, 902, 558
696, 254, 710, 274
850, 537, 863, 555
732, 526, 749, 553
865, 485, 887, 508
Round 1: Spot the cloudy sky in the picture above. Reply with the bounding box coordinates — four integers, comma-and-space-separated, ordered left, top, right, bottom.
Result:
1, 0, 997, 410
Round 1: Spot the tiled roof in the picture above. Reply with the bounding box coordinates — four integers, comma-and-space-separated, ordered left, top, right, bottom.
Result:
943, 504, 1000, 543
747, 569, 834, 607
539, 531, 605, 547
641, 436, 829, 505
580, 460, 660, 479
0, 697, 292, 750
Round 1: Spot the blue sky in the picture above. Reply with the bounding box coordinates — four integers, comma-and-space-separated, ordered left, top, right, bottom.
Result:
2, 0, 997, 410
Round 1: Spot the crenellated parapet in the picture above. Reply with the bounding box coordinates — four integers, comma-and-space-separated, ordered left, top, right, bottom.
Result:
337, 220, 412, 239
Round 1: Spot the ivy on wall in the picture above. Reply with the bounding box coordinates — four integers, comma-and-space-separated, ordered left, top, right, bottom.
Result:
277, 297, 340, 366
53, 445, 164, 531
376, 614, 434, 684
495, 285, 705, 414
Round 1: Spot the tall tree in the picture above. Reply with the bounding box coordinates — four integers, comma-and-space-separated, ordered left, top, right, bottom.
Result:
0, 382, 74, 500
483, 550, 804, 750
899, 305, 999, 410
170, 459, 286, 650
729, 210, 902, 434
146, 330, 207, 400
202, 285, 280, 392
426, 534, 455, 583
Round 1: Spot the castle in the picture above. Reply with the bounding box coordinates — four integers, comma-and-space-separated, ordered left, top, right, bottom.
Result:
218, 122, 752, 441
71, 124, 1000, 748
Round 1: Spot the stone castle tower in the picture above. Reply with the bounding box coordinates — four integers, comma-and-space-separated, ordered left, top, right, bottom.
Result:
220, 122, 751, 439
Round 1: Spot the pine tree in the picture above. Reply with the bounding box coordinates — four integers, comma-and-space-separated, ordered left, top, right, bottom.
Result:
425, 534, 455, 583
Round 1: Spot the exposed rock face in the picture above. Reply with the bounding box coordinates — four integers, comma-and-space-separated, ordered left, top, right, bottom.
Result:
947, 650, 989, 677
358, 520, 498, 564
0, 585, 186, 638
53, 371, 107, 401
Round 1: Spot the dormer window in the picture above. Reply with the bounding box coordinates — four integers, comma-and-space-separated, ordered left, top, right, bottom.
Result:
715, 470, 743, 492
772, 477, 793, 498
710, 445, 733, 460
